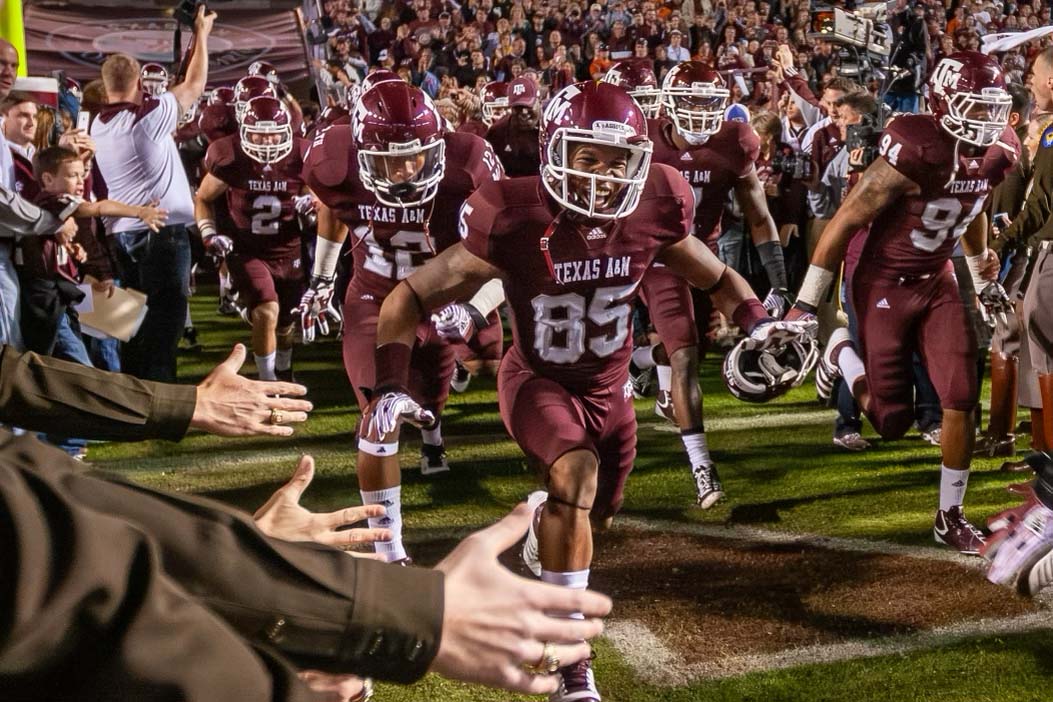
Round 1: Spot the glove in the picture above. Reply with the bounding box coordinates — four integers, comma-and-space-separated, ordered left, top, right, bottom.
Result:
783, 302, 817, 324
431, 303, 486, 343
362, 390, 436, 441
204, 233, 234, 259
762, 288, 792, 319
293, 194, 317, 217
743, 317, 819, 351
977, 281, 1013, 328
294, 274, 342, 344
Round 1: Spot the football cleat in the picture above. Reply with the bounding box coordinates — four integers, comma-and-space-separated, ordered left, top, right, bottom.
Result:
654, 390, 677, 424
692, 463, 724, 509
934, 506, 986, 555
815, 327, 850, 403
920, 425, 943, 447
522, 490, 547, 577
1021, 546, 1053, 597
450, 361, 471, 393
551, 658, 601, 702
218, 291, 240, 316
833, 431, 870, 452
420, 443, 449, 475
178, 326, 202, 353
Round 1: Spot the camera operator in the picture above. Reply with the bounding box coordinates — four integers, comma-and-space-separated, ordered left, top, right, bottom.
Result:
884, 0, 930, 114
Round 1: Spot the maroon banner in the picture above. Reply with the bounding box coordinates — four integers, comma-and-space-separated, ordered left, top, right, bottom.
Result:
24, 7, 310, 87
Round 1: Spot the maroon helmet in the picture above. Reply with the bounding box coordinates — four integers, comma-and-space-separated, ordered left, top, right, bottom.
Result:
239, 96, 294, 164
351, 81, 445, 207
361, 69, 402, 94
480, 81, 509, 126
928, 51, 1011, 147
209, 86, 236, 107
233, 75, 278, 121
318, 103, 351, 128
140, 63, 169, 97
661, 60, 730, 140
198, 102, 238, 142
247, 60, 280, 85
540, 81, 652, 220
603, 60, 661, 118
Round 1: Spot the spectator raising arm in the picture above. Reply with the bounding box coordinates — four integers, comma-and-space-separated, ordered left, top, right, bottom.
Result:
170, 6, 218, 114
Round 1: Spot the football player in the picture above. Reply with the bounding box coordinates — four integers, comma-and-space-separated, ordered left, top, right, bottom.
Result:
299, 81, 504, 557
354, 81, 816, 701
788, 52, 1020, 554
602, 59, 661, 118
609, 61, 791, 508
194, 96, 310, 382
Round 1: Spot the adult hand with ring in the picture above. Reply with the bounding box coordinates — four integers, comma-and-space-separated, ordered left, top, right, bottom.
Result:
270, 408, 285, 425
522, 642, 561, 676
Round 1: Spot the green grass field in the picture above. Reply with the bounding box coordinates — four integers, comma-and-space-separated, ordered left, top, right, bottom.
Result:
89, 291, 1053, 701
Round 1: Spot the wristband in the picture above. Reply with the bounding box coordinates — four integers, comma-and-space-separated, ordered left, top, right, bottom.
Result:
374, 342, 412, 393
732, 299, 770, 334
757, 241, 789, 290
358, 438, 399, 457
467, 278, 506, 317
198, 218, 217, 240
313, 235, 343, 280
796, 265, 835, 308
466, 304, 488, 332
965, 253, 988, 291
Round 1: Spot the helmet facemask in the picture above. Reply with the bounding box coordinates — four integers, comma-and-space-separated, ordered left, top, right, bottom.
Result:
629, 87, 662, 118
939, 87, 1011, 147
481, 98, 509, 126
661, 84, 729, 142
542, 124, 652, 220
241, 120, 294, 164
357, 138, 446, 208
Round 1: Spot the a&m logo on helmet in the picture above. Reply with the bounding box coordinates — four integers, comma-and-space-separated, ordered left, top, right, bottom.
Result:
930, 58, 964, 97
512, 82, 527, 96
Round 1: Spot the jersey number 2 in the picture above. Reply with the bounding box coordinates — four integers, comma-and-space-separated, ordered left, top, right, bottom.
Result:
251, 195, 282, 235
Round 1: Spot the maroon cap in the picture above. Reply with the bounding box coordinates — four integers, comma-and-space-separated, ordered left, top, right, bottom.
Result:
507, 76, 538, 107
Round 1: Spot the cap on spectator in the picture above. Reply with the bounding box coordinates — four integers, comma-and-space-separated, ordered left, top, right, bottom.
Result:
439, 10, 451, 18
590, 3, 602, 10
669, 29, 682, 36
507, 77, 538, 107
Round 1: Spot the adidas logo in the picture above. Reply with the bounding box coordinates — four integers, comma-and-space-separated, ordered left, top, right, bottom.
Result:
876, 298, 890, 309
374, 446, 387, 454
952, 480, 966, 488
586, 228, 606, 240
680, 152, 693, 161
361, 293, 375, 301
504, 144, 512, 152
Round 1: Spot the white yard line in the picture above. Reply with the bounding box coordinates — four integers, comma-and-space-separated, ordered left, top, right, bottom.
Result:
604, 516, 1053, 685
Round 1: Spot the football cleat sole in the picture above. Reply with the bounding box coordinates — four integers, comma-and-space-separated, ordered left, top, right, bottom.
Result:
522, 490, 547, 577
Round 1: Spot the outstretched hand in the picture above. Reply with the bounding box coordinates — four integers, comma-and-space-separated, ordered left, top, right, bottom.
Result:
431, 502, 612, 694
254, 455, 391, 555
190, 344, 312, 437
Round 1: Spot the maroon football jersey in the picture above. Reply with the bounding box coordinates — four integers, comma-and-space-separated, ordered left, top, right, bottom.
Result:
485, 115, 541, 178
856, 114, 1020, 276
648, 118, 759, 245
203, 135, 307, 259
460, 165, 693, 391
303, 125, 503, 298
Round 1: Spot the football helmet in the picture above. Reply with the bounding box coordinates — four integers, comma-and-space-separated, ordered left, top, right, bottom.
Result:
247, 60, 280, 86
140, 63, 169, 97
928, 51, 1011, 147
352, 81, 446, 208
361, 69, 402, 93
233, 75, 278, 122
198, 102, 238, 143
240, 96, 294, 164
661, 61, 730, 141
602, 60, 661, 118
209, 86, 236, 106
480, 81, 509, 126
540, 81, 653, 220
318, 103, 351, 128
722, 334, 819, 403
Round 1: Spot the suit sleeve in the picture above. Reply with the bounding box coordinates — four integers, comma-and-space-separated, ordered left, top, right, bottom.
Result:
1005, 132, 1053, 244
0, 345, 196, 441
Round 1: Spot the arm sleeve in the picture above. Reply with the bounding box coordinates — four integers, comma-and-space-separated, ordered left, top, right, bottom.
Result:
0, 345, 196, 441
0, 182, 62, 237
780, 70, 821, 126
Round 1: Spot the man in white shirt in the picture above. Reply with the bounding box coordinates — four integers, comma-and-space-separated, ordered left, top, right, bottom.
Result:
90, 6, 216, 382
665, 30, 691, 63
1, 95, 37, 161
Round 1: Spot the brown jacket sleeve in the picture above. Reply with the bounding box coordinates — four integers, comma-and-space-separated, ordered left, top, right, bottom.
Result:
0, 433, 445, 697
0, 344, 195, 441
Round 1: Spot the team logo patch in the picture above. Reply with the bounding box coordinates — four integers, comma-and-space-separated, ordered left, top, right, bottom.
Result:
1043, 125, 1053, 149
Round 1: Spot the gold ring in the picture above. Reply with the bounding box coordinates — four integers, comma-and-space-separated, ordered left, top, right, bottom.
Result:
269, 408, 285, 425
523, 642, 560, 676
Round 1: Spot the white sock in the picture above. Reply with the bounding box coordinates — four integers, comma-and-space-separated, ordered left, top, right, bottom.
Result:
254, 351, 276, 381
219, 271, 231, 294
681, 431, 710, 467
632, 345, 657, 369
422, 421, 442, 446
939, 466, 969, 512
185, 304, 193, 328
836, 343, 866, 391
275, 348, 292, 372
657, 365, 673, 393
360, 486, 406, 562
541, 568, 589, 620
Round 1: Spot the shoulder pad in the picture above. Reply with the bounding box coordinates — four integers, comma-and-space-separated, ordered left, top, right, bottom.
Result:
204, 136, 237, 173
304, 125, 352, 189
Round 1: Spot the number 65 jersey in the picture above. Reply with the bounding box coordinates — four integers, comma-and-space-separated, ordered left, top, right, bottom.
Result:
460, 165, 694, 392
302, 125, 504, 299
203, 134, 308, 259
859, 114, 1019, 276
